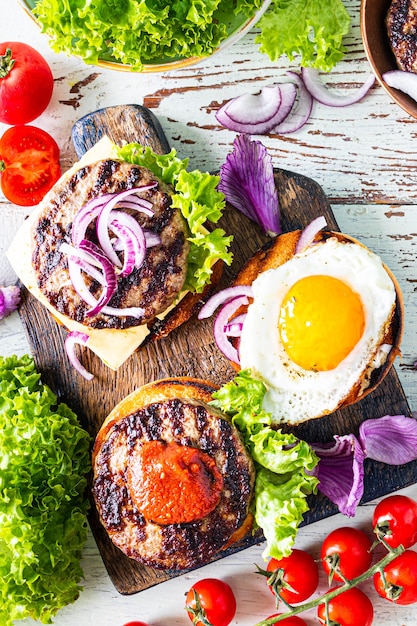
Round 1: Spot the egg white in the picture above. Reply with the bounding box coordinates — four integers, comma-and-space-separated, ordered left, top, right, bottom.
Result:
239, 236, 397, 424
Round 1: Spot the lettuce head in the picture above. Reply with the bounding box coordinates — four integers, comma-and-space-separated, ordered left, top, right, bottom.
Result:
0, 354, 91, 625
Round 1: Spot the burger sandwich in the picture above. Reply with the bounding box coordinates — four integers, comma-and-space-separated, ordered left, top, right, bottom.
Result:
7, 137, 232, 376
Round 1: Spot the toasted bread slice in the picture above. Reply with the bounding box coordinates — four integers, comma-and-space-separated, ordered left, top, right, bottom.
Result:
233, 229, 404, 413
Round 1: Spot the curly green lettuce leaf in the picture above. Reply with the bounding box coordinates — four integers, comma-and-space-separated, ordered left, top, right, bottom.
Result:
257, 0, 351, 72
117, 143, 233, 293
0, 354, 91, 626
211, 367, 273, 431
255, 465, 317, 559
211, 369, 318, 559
33, 0, 262, 71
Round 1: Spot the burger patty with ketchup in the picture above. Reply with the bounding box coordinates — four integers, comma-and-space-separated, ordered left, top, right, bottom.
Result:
92, 377, 255, 570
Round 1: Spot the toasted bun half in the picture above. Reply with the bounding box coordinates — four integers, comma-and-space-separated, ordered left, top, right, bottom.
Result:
144, 258, 224, 344
92, 377, 255, 570
232, 228, 404, 415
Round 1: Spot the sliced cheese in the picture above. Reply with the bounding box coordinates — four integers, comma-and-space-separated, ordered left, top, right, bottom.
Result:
7, 137, 155, 371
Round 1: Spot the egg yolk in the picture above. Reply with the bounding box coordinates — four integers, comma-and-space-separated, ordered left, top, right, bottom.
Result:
278, 275, 365, 371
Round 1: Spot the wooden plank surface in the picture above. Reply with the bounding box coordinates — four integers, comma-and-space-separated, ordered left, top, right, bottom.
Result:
18, 104, 414, 595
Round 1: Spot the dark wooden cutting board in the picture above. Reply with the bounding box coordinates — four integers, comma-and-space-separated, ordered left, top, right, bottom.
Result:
18, 104, 415, 595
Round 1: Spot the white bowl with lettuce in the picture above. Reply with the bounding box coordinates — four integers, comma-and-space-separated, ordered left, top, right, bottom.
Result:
18, 0, 271, 72
17, 0, 352, 73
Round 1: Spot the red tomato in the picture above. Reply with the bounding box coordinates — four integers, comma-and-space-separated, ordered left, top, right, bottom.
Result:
321, 526, 373, 582
373, 494, 417, 549
317, 587, 374, 626
0, 125, 61, 206
122, 622, 150, 626
0, 42, 53, 125
266, 549, 319, 604
374, 549, 417, 605
185, 578, 236, 626
266, 615, 307, 625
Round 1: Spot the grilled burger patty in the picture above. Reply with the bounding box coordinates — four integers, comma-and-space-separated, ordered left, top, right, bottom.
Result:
386, 0, 417, 72
92, 378, 255, 570
32, 159, 190, 330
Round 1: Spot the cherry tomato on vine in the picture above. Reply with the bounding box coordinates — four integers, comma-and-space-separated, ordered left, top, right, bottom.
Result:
266, 549, 319, 604
0, 42, 54, 125
373, 494, 417, 549
185, 578, 236, 626
266, 615, 307, 625
374, 549, 417, 605
0, 125, 61, 206
321, 526, 373, 582
317, 587, 374, 626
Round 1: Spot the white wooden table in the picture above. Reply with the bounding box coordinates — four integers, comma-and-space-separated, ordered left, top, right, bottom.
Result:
1, 0, 417, 624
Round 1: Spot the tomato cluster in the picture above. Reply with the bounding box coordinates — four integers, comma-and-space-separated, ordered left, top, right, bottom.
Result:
123, 494, 417, 626
263, 493, 417, 625
0, 42, 61, 206
124, 494, 417, 626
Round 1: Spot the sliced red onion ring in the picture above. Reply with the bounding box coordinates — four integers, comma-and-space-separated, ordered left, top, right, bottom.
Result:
61, 242, 107, 287
72, 188, 155, 251
382, 70, 417, 102
295, 216, 327, 253
64, 239, 117, 317
72, 194, 116, 247
62, 242, 145, 319
111, 211, 161, 251
213, 295, 250, 365
116, 196, 154, 211
96, 188, 154, 267
272, 72, 314, 134
143, 230, 162, 248
301, 68, 376, 107
224, 313, 246, 336
67, 260, 144, 318
198, 285, 254, 320
78, 240, 118, 316
216, 83, 297, 134
64, 331, 94, 381
109, 217, 146, 277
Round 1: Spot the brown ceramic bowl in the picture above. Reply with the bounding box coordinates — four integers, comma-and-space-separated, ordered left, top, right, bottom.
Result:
361, 0, 417, 119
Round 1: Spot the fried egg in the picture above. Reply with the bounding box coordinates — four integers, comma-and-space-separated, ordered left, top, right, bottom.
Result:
239, 236, 397, 424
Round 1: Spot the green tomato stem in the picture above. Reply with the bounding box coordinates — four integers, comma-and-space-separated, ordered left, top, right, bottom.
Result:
0, 48, 15, 78
253, 544, 405, 626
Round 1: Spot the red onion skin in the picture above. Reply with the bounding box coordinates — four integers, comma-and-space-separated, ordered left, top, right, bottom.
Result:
312, 434, 365, 517
359, 414, 417, 465
218, 134, 281, 235
0, 285, 21, 319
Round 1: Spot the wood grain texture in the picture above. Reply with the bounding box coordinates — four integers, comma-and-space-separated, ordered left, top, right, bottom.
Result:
17, 104, 414, 595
